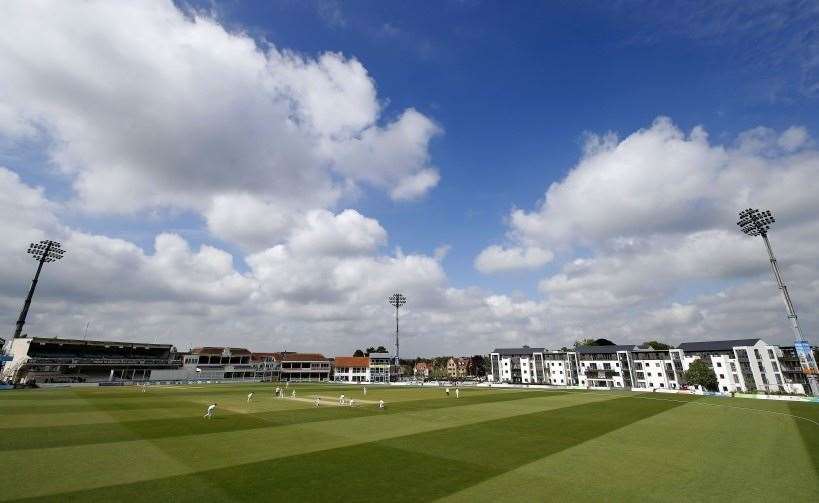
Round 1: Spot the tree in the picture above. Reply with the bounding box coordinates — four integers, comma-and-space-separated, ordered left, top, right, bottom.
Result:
365, 346, 376, 355
353, 349, 365, 357
375, 345, 387, 353
643, 340, 672, 350
575, 338, 616, 347
470, 355, 487, 377
684, 359, 718, 391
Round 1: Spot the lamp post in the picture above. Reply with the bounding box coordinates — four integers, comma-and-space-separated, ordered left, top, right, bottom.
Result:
387, 293, 407, 376
12, 240, 66, 339
737, 208, 819, 395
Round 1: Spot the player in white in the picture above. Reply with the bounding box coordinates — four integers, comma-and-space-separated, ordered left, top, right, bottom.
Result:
362, 386, 367, 396
378, 399, 384, 409
247, 392, 254, 403
445, 387, 450, 397
204, 403, 217, 419
291, 389, 296, 398
349, 398, 356, 407
339, 394, 346, 406
141, 383, 147, 393
275, 386, 280, 397
314, 396, 320, 407
455, 388, 460, 399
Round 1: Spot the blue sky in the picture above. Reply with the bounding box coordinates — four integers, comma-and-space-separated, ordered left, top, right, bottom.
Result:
2, 0, 819, 354
196, 0, 819, 294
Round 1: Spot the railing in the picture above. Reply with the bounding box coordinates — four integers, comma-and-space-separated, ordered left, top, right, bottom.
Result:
29, 357, 176, 366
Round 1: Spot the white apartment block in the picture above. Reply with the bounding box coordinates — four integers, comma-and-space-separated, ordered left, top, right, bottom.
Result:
488, 346, 546, 384
487, 338, 816, 395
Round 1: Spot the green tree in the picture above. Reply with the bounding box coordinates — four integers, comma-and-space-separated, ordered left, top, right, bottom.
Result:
684, 359, 718, 391
353, 349, 365, 357
643, 340, 672, 350
365, 346, 376, 355
575, 338, 595, 347
375, 345, 387, 353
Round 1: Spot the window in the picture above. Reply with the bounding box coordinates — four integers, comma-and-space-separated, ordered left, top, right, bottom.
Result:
655, 362, 660, 367
716, 362, 722, 367
647, 372, 652, 377
659, 383, 664, 388
733, 374, 739, 384
768, 349, 775, 359
723, 386, 728, 391
719, 374, 725, 379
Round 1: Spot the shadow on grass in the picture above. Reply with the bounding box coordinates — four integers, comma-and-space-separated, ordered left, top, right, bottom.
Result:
786, 400, 819, 479
0, 391, 546, 451
16, 396, 686, 502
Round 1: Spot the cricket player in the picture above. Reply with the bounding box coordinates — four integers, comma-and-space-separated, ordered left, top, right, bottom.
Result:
314, 396, 320, 407
362, 386, 367, 396
445, 387, 450, 397
349, 398, 356, 407
339, 394, 345, 406
247, 392, 254, 403
275, 386, 280, 397
204, 403, 217, 419
291, 389, 296, 398
378, 399, 384, 409
455, 388, 460, 399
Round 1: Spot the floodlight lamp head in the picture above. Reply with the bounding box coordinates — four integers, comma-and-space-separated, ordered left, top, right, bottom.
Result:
26, 239, 66, 262
737, 208, 775, 237
388, 293, 407, 309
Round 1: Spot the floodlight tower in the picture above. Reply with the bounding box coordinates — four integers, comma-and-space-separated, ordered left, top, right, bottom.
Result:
12, 240, 66, 339
388, 293, 407, 368
737, 208, 819, 395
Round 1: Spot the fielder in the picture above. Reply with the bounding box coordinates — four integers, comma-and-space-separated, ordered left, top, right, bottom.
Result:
378, 399, 385, 409
204, 403, 217, 419
445, 387, 450, 397
247, 392, 254, 403
455, 388, 460, 399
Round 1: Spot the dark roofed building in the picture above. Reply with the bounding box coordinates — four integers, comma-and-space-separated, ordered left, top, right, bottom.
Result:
575, 345, 636, 354
677, 339, 761, 353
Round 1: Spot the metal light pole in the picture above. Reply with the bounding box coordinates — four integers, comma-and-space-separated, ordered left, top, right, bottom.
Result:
12, 240, 66, 339
737, 208, 819, 395
387, 293, 407, 371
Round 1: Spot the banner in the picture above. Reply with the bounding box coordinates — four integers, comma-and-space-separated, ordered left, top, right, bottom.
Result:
794, 340, 818, 376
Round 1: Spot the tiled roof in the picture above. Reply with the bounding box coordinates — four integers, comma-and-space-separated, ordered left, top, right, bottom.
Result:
334, 356, 370, 367
280, 353, 328, 362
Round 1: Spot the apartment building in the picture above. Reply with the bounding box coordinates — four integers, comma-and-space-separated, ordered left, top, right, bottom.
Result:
487, 338, 816, 395
488, 346, 546, 384
576, 345, 635, 389
543, 350, 577, 386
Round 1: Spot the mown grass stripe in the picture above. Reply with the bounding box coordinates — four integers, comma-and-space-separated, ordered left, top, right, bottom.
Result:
0, 390, 551, 451
13, 396, 686, 502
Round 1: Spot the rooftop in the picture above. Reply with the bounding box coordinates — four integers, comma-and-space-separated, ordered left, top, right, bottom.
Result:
575, 345, 636, 354
334, 356, 370, 367
492, 347, 545, 356
677, 339, 762, 352
280, 353, 329, 362
28, 337, 173, 349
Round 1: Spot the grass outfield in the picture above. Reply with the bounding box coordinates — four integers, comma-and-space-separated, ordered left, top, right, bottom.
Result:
0, 384, 817, 501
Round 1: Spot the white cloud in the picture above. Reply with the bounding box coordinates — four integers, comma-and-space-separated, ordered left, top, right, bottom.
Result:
0, 167, 549, 354
0, 0, 441, 222
482, 117, 819, 347
474, 245, 553, 273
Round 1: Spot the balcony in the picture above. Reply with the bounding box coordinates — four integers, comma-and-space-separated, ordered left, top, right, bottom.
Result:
585, 369, 618, 378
